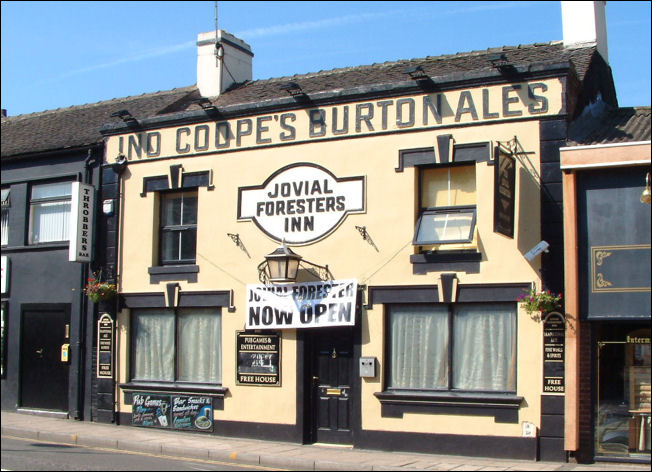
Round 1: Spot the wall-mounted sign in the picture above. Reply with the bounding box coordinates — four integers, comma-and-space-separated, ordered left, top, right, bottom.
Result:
171, 395, 213, 432
247, 279, 358, 330
69, 182, 95, 262
132, 393, 213, 432
96, 313, 113, 378
236, 332, 280, 386
494, 147, 516, 238
1, 256, 8, 295
543, 312, 565, 393
132, 393, 171, 428
106, 80, 560, 162
238, 163, 365, 245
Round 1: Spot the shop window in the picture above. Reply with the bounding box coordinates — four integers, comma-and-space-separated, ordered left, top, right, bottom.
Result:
159, 190, 197, 265
1, 188, 9, 246
595, 326, 651, 459
414, 164, 477, 248
387, 303, 515, 392
132, 307, 222, 384
28, 181, 72, 244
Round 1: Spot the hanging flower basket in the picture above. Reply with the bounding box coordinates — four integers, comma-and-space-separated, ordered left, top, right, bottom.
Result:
84, 271, 117, 303
518, 288, 562, 322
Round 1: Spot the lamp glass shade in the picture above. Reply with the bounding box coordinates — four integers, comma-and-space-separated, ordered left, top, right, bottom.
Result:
265, 244, 302, 283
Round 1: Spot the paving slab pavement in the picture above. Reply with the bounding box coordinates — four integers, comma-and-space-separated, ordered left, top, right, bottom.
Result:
1, 410, 650, 471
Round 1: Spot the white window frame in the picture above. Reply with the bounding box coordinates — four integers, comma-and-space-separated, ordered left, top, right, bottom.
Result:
28, 181, 72, 244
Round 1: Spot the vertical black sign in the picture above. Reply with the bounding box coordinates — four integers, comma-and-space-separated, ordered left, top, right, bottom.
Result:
236, 331, 281, 386
96, 313, 113, 378
543, 312, 565, 393
494, 147, 516, 238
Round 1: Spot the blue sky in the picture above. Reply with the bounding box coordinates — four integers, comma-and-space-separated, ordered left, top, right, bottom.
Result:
1, 1, 650, 117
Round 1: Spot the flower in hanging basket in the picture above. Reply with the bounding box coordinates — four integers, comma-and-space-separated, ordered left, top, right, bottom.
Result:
84, 272, 117, 303
517, 288, 562, 322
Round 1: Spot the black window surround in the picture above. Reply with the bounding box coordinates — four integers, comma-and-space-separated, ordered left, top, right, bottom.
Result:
142, 166, 213, 282
119, 289, 234, 401
403, 143, 490, 268
368, 282, 529, 422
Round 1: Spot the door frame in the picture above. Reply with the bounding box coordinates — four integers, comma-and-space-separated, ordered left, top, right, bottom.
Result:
19, 303, 72, 412
299, 291, 362, 445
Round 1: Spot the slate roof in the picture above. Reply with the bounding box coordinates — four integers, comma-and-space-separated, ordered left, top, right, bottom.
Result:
567, 105, 651, 146
2, 41, 601, 158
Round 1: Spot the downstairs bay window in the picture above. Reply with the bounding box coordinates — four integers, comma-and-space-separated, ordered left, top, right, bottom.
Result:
388, 303, 516, 392
132, 307, 222, 385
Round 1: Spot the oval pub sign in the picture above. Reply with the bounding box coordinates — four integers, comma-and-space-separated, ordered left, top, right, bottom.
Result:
238, 163, 366, 245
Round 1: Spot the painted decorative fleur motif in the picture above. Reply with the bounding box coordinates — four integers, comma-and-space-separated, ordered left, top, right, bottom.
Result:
596, 273, 613, 288
595, 250, 612, 266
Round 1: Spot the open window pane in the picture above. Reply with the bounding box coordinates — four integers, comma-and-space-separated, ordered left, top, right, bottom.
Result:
414, 207, 476, 244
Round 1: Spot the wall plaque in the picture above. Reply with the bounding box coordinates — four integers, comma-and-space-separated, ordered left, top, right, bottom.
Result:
543, 312, 565, 393
236, 331, 280, 386
96, 313, 113, 378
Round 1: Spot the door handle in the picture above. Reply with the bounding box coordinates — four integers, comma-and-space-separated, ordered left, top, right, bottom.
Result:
35, 348, 43, 355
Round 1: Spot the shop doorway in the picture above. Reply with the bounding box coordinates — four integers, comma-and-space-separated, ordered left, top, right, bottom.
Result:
595, 326, 651, 460
20, 306, 70, 411
308, 326, 354, 444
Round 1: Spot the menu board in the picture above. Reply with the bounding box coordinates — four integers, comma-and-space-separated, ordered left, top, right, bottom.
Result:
131, 393, 170, 428
171, 395, 213, 432
543, 312, 565, 393
132, 393, 213, 432
236, 332, 280, 386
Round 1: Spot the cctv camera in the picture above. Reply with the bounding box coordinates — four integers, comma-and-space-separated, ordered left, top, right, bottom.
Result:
524, 241, 549, 261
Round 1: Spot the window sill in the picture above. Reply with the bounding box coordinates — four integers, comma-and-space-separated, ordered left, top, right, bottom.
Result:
374, 390, 523, 423
120, 382, 228, 397
148, 264, 199, 283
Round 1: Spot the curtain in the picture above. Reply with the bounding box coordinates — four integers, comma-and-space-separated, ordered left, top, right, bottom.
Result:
1, 208, 8, 246
30, 200, 71, 243
452, 303, 516, 391
132, 309, 174, 381
389, 304, 448, 389
178, 308, 221, 383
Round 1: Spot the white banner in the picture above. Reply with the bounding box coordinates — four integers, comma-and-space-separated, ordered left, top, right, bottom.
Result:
246, 279, 358, 330
68, 182, 95, 262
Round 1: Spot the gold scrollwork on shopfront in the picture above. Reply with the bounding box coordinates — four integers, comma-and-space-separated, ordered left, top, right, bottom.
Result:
595, 273, 613, 288
591, 245, 651, 293
595, 250, 612, 266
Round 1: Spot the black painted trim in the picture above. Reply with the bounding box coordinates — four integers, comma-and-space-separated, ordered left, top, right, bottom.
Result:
366, 282, 530, 308
121, 288, 233, 309
355, 429, 537, 460
374, 390, 523, 423
140, 171, 212, 197
396, 142, 491, 172
410, 250, 482, 264
120, 382, 228, 398
148, 264, 199, 284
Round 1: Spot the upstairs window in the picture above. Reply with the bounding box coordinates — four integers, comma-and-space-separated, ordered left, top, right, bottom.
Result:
1, 188, 9, 246
414, 164, 477, 246
28, 181, 72, 244
159, 190, 197, 265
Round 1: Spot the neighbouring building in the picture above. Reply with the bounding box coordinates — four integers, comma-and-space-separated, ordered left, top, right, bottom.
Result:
0, 89, 194, 421
561, 105, 650, 463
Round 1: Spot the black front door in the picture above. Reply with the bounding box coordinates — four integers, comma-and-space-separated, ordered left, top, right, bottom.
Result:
310, 326, 354, 444
20, 308, 70, 411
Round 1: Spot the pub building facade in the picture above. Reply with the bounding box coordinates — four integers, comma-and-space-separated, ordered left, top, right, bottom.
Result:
95, 3, 625, 462
561, 106, 651, 463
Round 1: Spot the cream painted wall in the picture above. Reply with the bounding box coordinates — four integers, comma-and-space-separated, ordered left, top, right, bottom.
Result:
111, 83, 557, 433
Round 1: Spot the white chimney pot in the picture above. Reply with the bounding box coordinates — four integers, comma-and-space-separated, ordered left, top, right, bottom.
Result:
561, 1, 608, 63
197, 30, 253, 98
